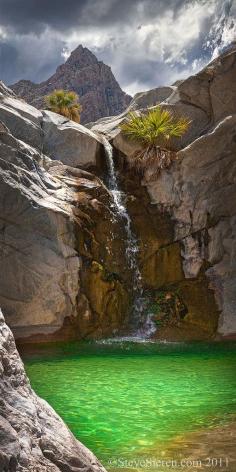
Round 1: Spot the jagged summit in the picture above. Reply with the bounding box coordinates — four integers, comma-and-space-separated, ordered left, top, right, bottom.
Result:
65, 44, 99, 67
10, 45, 131, 124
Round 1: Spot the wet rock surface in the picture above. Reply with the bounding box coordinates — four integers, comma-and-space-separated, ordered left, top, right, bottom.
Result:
107, 47, 236, 339
112, 163, 219, 339
163, 420, 236, 472
0, 95, 131, 342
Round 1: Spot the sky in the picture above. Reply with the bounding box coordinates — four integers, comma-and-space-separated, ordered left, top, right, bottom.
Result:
0, 0, 235, 96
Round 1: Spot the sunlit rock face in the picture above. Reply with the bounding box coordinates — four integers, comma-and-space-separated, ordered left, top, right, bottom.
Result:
106, 46, 236, 339
10, 45, 131, 124
0, 88, 132, 342
128, 86, 174, 110
42, 110, 103, 168
0, 87, 103, 168
0, 309, 107, 472
102, 45, 236, 155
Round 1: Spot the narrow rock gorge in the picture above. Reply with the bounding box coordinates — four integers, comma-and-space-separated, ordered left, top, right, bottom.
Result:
1, 46, 236, 343
0, 44, 236, 471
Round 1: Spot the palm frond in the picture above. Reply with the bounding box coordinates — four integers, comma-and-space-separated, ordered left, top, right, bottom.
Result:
120, 106, 191, 175
44, 89, 82, 123
120, 106, 190, 147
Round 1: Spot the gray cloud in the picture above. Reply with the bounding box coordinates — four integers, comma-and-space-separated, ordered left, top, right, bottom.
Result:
0, 0, 186, 32
0, 0, 235, 93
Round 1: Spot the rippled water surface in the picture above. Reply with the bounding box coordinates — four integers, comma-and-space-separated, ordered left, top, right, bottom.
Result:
23, 341, 236, 468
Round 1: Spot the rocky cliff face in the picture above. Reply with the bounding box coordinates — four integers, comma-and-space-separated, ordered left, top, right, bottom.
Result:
0, 309, 106, 471
2, 43, 235, 472
97, 46, 236, 339
144, 47, 236, 338
10, 45, 131, 124
0, 84, 133, 342
1, 47, 236, 343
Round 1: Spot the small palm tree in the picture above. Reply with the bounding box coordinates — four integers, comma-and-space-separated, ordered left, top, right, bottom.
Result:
44, 89, 82, 123
120, 106, 190, 175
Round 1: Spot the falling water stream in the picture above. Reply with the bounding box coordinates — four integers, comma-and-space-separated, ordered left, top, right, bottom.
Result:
103, 137, 155, 337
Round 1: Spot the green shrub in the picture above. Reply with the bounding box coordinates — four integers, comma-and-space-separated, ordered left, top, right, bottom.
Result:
120, 106, 190, 175
44, 89, 82, 123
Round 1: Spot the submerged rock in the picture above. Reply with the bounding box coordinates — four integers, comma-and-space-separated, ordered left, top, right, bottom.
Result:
0, 309, 107, 472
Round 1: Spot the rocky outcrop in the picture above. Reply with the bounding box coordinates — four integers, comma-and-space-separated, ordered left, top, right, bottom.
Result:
112, 163, 219, 341
108, 46, 236, 339
0, 309, 106, 471
0, 88, 133, 342
42, 110, 103, 168
104, 45, 236, 156
128, 85, 174, 110
89, 85, 174, 141
10, 45, 131, 124
0, 81, 15, 97
0, 91, 43, 149
0, 88, 103, 168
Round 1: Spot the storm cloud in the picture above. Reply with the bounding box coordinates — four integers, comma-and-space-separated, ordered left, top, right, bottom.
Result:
0, 0, 235, 94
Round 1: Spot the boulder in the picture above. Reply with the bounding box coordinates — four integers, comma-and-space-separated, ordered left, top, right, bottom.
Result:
168, 46, 236, 126
128, 85, 174, 110
0, 85, 104, 169
42, 110, 103, 168
105, 46, 236, 157
113, 129, 143, 158
0, 309, 106, 472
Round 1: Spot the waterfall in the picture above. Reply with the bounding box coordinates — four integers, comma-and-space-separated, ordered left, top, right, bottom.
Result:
103, 137, 156, 337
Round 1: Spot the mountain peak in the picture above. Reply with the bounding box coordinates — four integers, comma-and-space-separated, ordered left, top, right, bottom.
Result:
10, 44, 131, 124
66, 44, 98, 68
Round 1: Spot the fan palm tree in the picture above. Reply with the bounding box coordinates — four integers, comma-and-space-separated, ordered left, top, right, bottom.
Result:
120, 106, 190, 175
45, 90, 82, 123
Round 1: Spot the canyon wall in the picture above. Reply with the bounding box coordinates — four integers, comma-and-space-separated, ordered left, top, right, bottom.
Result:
1, 46, 236, 343
106, 46, 236, 339
1, 38, 235, 472
0, 83, 132, 342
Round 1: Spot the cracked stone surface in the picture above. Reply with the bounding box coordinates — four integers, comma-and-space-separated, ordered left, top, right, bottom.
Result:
0, 309, 107, 471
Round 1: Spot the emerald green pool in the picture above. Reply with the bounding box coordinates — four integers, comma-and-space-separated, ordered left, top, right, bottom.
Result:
23, 340, 236, 467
